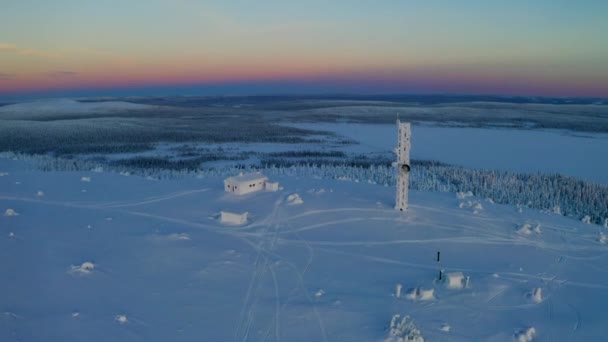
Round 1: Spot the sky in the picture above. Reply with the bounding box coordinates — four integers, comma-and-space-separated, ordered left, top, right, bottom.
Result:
1, 0, 607, 99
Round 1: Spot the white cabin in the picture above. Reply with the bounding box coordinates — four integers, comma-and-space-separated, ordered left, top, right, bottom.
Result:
224, 172, 268, 195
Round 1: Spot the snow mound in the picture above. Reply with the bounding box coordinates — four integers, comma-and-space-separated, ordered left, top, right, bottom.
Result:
517, 223, 541, 236
307, 188, 326, 195
386, 314, 424, 342
527, 288, 543, 303
69, 261, 96, 275
286, 193, 304, 205
581, 215, 591, 224
439, 323, 451, 332
36, 191, 44, 197
405, 287, 435, 301
4, 208, 19, 216
315, 289, 325, 298
514, 327, 536, 342
114, 315, 128, 324
160, 233, 191, 241
81, 176, 91, 182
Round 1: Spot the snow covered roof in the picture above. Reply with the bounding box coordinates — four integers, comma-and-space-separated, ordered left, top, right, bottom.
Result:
225, 172, 268, 184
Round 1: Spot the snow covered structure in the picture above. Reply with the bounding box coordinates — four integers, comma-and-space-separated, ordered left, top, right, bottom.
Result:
444, 272, 465, 289
220, 211, 248, 225
265, 181, 280, 191
395, 120, 411, 211
224, 172, 268, 195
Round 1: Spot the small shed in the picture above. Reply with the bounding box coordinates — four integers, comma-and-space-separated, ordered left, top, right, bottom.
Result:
224, 172, 268, 195
265, 182, 280, 192
444, 272, 465, 289
220, 211, 248, 225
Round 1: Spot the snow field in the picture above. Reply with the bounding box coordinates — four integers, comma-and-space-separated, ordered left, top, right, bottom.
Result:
1, 158, 607, 341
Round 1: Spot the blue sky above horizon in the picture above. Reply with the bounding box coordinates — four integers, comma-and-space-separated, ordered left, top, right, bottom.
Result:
1, 0, 607, 99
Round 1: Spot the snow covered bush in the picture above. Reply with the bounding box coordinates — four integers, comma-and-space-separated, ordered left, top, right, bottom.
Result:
456, 191, 473, 199
517, 223, 541, 236
386, 314, 424, 342
514, 327, 536, 342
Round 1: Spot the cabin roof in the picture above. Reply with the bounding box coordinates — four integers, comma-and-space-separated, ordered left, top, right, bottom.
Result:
225, 172, 268, 184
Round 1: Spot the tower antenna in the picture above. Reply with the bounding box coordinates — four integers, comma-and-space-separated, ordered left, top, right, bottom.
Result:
395, 120, 411, 211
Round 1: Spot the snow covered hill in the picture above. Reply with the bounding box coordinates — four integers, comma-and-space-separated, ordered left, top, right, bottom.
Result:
1, 158, 607, 341
0, 99, 158, 119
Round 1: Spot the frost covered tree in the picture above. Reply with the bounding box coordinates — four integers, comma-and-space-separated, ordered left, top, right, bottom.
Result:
386, 314, 424, 342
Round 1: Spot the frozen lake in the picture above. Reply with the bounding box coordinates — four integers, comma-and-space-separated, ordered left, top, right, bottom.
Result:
287, 123, 608, 184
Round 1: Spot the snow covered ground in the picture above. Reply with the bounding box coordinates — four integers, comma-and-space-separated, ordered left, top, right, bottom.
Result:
2, 158, 607, 341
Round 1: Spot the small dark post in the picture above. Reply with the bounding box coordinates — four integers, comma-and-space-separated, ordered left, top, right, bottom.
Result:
437, 251, 440, 262
439, 269, 443, 280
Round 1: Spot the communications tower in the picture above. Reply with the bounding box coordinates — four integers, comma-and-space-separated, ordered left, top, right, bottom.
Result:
395, 120, 411, 211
